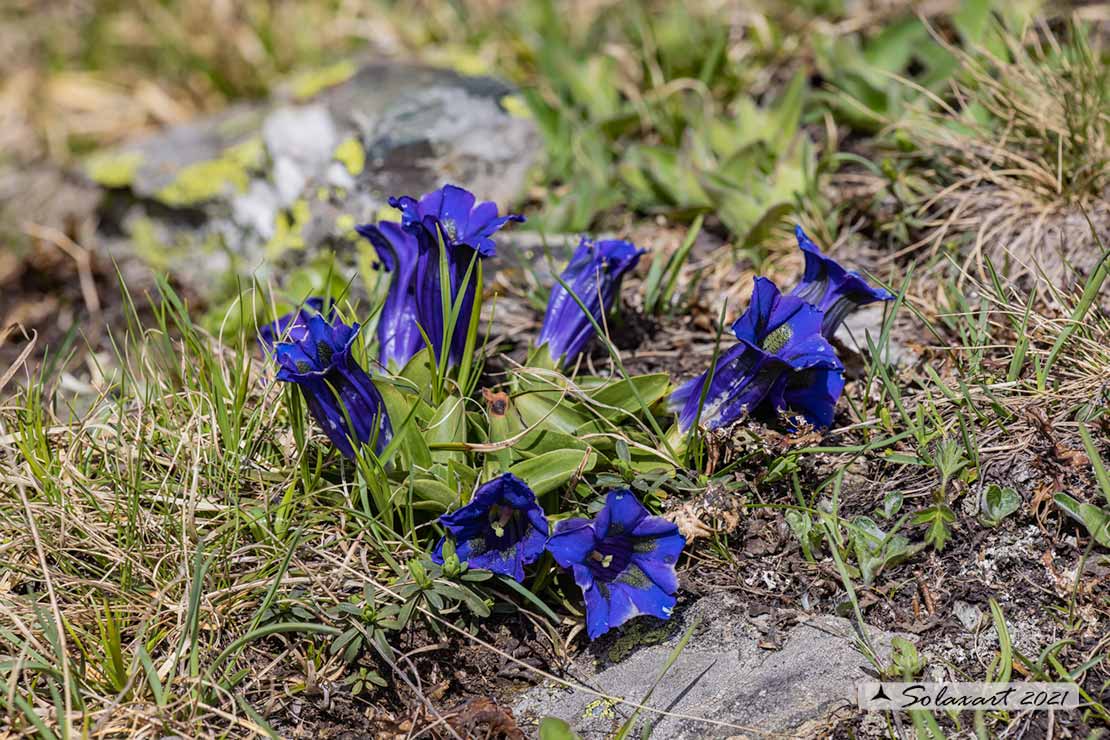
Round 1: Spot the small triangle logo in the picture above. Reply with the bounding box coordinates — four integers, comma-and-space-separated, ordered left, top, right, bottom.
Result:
872, 685, 891, 702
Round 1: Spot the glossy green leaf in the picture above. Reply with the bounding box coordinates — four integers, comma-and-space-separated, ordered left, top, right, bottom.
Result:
398, 347, 435, 395
410, 478, 460, 508
375, 382, 432, 469
427, 396, 467, 464
514, 427, 591, 458
510, 448, 597, 495
587, 374, 671, 417
513, 389, 595, 435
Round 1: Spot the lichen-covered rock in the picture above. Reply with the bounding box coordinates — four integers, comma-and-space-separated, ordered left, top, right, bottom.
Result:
86, 61, 541, 301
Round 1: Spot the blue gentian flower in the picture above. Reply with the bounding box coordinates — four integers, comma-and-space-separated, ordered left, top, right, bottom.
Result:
258, 297, 331, 354
791, 226, 894, 338
273, 313, 392, 459
431, 473, 548, 582
547, 490, 685, 640
669, 277, 844, 430
355, 221, 424, 369
390, 184, 524, 366
537, 237, 645, 366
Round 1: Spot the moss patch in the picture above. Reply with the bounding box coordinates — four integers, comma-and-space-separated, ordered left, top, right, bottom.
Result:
603, 618, 677, 665
85, 151, 143, 188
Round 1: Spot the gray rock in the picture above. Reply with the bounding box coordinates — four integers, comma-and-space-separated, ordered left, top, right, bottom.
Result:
953, 600, 983, 632
514, 593, 902, 738
85, 61, 541, 300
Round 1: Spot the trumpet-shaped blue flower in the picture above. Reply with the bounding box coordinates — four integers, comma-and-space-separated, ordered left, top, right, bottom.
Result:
273, 313, 392, 458
537, 238, 645, 366
431, 473, 548, 582
390, 184, 524, 366
669, 277, 844, 431
547, 490, 685, 640
791, 226, 894, 338
355, 221, 424, 369
258, 297, 332, 354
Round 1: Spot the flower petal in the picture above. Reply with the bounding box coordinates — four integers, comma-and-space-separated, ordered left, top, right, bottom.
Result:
435, 184, 477, 236
731, 276, 781, 344
790, 226, 894, 337
777, 333, 842, 372
612, 576, 677, 624
537, 237, 644, 365
671, 343, 781, 431
464, 540, 526, 582
781, 367, 845, 428
580, 569, 612, 640
596, 490, 649, 539
546, 519, 596, 569
791, 225, 842, 306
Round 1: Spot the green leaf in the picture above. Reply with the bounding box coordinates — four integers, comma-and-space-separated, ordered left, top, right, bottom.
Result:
953, 0, 991, 45
513, 389, 595, 435
1078, 423, 1110, 507
376, 382, 432, 468
882, 490, 904, 519
912, 505, 956, 551
539, 717, 582, 740
768, 71, 806, 158
979, 484, 1020, 528
427, 396, 467, 465
409, 478, 459, 508
398, 347, 435, 394
514, 427, 591, 458
849, 515, 923, 584
510, 449, 597, 495
1053, 494, 1110, 548
486, 400, 518, 472
587, 374, 671, 418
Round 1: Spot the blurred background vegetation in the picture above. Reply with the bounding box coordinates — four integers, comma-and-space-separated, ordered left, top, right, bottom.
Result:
5, 0, 1104, 256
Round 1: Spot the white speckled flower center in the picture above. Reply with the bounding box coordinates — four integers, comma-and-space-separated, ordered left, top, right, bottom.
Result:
761, 323, 793, 353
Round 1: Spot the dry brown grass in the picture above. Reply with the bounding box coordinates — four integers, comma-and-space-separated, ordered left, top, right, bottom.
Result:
890, 17, 1109, 295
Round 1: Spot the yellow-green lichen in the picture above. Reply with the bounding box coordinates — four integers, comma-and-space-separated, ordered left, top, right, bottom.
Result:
374, 204, 398, 224
427, 47, 489, 77
290, 60, 357, 101
85, 151, 143, 188
155, 137, 265, 207
226, 136, 266, 170
333, 137, 365, 176
500, 94, 532, 119
582, 698, 618, 720
265, 199, 312, 257
335, 213, 357, 239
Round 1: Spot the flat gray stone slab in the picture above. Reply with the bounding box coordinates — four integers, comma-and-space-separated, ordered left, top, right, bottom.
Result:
514, 593, 900, 738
